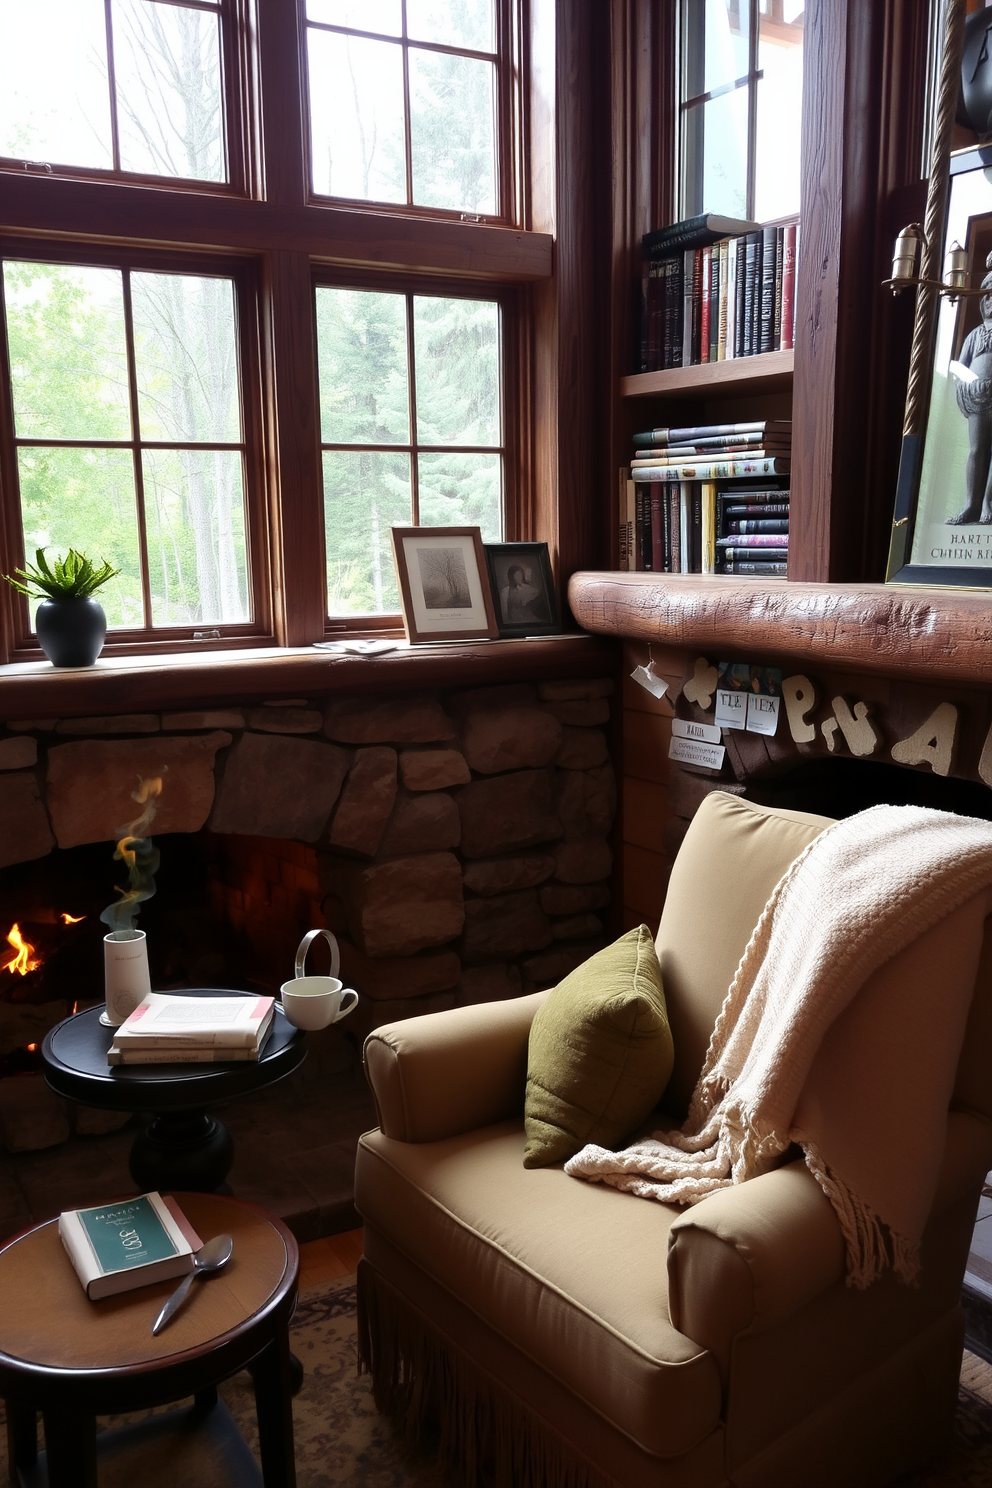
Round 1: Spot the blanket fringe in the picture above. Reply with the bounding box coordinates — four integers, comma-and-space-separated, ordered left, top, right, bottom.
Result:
796, 1134, 920, 1289
357, 1259, 621, 1488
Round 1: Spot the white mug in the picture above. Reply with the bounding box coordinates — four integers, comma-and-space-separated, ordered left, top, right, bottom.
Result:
279, 975, 358, 1031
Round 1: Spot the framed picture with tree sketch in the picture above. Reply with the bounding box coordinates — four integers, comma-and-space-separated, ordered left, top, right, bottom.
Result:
391, 527, 499, 644
484, 541, 559, 637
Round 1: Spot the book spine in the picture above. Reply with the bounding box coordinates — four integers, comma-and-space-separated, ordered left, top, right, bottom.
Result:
716, 532, 790, 548
618, 467, 629, 570
642, 485, 654, 569
107, 1047, 257, 1063
725, 239, 737, 361
760, 225, 776, 354
633, 458, 790, 481
659, 481, 671, 570
701, 481, 717, 575
660, 257, 672, 370
634, 482, 644, 569
708, 242, 720, 363
751, 231, 763, 355
773, 225, 784, 350
640, 254, 650, 371
717, 240, 729, 361
726, 519, 790, 534
743, 234, 757, 356
689, 482, 702, 572
647, 261, 664, 372
668, 483, 681, 572
670, 252, 683, 367
631, 420, 788, 446
650, 486, 665, 572
682, 248, 695, 366
700, 247, 712, 363
625, 478, 636, 571
735, 236, 747, 358
679, 481, 691, 572
723, 506, 790, 517
691, 249, 703, 363
59, 1212, 101, 1297
781, 222, 797, 350
632, 448, 789, 469
719, 559, 788, 574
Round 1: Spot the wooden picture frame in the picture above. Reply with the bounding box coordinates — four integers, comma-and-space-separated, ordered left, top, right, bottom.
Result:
391, 527, 499, 644
484, 541, 560, 637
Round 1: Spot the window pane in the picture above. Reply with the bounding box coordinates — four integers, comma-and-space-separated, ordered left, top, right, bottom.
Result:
684, 0, 750, 99
414, 297, 500, 446
0, 0, 113, 169
143, 449, 249, 626
306, 0, 401, 35
754, 7, 803, 221
406, 0, 495, 52
418, 451, 501, 539
112, 0, 225, 181
323, 450, 411, 614
18, 446, 142, 630
3, 261, 131, 441
308, 30, 406, 202
315, 288, 409, 445
131, 272, 240, 444
683, 88, 748, 220
409, 49, 496, 214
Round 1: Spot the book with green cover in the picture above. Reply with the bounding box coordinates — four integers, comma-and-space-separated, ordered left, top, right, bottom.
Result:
59, 1192, 201, 1300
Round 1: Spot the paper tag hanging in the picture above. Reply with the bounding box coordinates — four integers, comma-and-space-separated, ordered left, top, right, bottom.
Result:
629, 662, 669, 700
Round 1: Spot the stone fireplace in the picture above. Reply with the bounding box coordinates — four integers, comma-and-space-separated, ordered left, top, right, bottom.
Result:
0, 661, 618, 1157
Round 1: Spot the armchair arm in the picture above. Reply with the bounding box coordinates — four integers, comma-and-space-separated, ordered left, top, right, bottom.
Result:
363, 992, 549, 1143
667, 1158, 846, 1379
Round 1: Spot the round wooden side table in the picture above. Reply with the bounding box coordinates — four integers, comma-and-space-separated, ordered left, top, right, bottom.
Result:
0, 1192, 299, 1488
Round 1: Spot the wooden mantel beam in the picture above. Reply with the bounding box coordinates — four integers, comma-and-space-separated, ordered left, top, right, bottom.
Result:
568, 572, 992, 688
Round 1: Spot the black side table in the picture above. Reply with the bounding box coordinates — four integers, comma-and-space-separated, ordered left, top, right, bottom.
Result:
42, 992, 306, 1192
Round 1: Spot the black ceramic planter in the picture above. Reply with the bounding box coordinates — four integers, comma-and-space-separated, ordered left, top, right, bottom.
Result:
34, 596, 107, 667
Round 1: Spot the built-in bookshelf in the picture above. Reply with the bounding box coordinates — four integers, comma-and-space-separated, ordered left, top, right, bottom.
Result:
620, 349, 794, 402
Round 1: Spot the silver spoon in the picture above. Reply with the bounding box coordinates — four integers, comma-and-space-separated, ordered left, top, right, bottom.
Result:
151, 1233, 234, 1335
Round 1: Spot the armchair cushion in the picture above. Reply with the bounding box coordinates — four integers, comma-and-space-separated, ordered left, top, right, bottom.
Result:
523, 925, 674, 1167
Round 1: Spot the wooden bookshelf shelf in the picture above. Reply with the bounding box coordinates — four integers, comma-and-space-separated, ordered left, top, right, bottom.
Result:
620, 349, 794, 401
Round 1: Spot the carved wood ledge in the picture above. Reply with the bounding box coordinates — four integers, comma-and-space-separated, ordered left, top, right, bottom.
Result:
568, 573, 992, 689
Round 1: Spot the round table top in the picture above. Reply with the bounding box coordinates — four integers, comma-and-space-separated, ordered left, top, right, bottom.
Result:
42, 991, 307, 1112
0, 1193, 298, 1382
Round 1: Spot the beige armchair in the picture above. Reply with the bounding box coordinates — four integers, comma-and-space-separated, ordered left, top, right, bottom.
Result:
355, 792, 992, 1488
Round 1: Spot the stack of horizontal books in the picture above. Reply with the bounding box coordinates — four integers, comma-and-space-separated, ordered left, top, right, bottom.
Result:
640, 212, 799, 373
620, 420, 791, 576
108, 991, 275, 1065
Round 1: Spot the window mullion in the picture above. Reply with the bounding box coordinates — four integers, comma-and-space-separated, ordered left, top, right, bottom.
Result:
402, 0, 414, 207
746, 0, 759, 219
406, 291, 420, 524
103, 0, 123, 174
120, 271, 154, 630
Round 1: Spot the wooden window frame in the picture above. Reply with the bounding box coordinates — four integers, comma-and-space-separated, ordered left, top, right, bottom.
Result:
311, 265, 520, 634
300, 1, 519, 225
0, 0, 569, 666
0, 0, 259, 200
0, 237, 275, 659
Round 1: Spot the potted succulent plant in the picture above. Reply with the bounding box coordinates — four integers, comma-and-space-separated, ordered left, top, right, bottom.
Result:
3, 548, 120, 667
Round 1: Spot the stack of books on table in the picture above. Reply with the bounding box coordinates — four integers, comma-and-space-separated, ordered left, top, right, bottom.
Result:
619, 420, 791, 575
108, 992, 275, 1065
639, 213, 800, 373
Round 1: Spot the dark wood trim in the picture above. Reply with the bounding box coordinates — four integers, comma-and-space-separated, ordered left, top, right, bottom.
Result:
568, 569, 992, 688
621, 349, 793, 399
0, 635, 618, 720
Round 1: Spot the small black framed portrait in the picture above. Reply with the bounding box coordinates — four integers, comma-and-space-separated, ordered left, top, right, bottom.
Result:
484, 542, 559, 637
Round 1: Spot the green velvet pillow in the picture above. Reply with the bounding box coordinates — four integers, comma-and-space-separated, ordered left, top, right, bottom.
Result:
523, 925, 674, 1168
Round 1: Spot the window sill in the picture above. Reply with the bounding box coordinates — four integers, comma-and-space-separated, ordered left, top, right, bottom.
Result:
0, 634, 617, 722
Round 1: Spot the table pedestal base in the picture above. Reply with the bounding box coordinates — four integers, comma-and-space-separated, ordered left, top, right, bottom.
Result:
129, 1111, 234, 1193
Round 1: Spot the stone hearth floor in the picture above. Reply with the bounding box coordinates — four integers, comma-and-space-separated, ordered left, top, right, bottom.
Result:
0, 1026, 376, 1244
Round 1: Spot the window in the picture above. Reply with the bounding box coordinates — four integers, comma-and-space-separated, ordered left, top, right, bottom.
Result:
0, 0, 549, 663
0, 0, 231, 185
304, 0, 502, 216
315, 283, 503, 616
680, 0, 804, 222
0, 249, 266, 641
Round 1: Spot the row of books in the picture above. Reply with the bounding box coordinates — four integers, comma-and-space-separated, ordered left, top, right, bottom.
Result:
640, 212, 799, 374
108, 991, 274, 1064
618, 420, 790, 577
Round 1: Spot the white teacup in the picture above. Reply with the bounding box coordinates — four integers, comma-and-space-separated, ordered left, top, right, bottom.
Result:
280, 976, 358, 1031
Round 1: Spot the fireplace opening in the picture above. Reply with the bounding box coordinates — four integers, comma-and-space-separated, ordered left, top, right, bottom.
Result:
0, 831, 323, 1076
744, 756, 992, 823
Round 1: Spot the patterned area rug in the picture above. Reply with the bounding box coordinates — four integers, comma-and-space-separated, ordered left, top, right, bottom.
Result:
1, 1274, 991, 1486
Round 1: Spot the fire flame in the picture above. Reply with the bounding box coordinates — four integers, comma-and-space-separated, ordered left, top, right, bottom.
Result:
3, 923, 41, 976
61, 912, 85, 925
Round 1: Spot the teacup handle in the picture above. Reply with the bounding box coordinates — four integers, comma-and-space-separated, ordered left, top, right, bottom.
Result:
295, 928, 340, 982
334, 989, 359, 1021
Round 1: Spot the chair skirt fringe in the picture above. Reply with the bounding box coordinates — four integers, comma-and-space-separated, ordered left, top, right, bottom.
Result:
357, 1257, 621, 1488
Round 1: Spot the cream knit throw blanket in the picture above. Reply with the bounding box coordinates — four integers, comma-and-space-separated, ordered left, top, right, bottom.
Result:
564, 804, 992, 1287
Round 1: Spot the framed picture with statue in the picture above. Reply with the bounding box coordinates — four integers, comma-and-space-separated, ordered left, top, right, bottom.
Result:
888, 149, 992, 588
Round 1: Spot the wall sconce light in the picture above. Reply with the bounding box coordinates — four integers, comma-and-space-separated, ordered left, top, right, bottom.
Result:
884, 223, 987, 303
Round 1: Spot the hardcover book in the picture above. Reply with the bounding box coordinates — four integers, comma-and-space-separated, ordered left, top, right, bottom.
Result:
642, 213, 761, 257
111, 992, 274, 1050
59, 1192, 201, 1301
